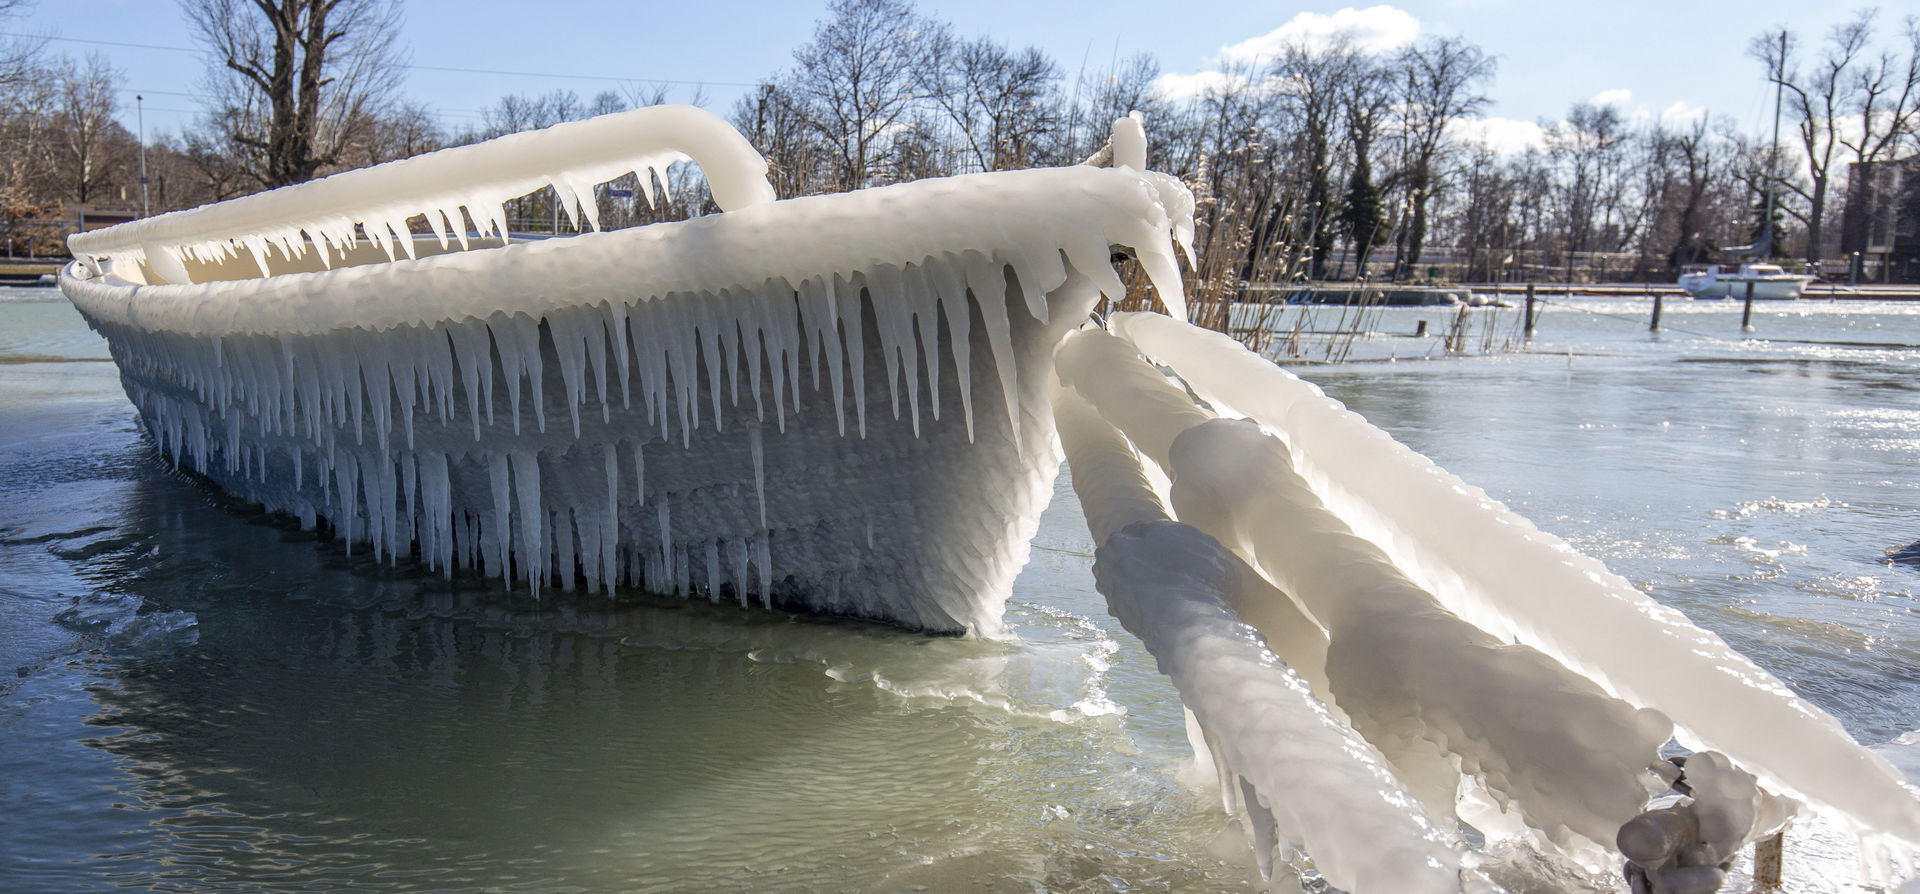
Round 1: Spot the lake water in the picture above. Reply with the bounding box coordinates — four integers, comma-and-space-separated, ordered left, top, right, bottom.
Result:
3, 287, 1917, 892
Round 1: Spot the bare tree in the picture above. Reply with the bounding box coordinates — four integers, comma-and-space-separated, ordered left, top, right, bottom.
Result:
733, 82, 829, 198
185, 0, 408, 189
1339, 57, 1394, 277
1390, 35, 1494, 279
1750, 13, 1902, 264
1272, 38, 1360, 279
0, 0, 43, 90
1060, 54, 1172, 165
1838, 15, 1920, 165
1545, 101, 1630, 260
788, 0, 930, 191
917, 32, 1060, 173
51, 54, 130, 204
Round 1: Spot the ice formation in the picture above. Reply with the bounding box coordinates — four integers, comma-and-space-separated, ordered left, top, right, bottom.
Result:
60, 107, 1189, 636
56, 103, 1920, 891
67, 105, 776, 285
1105, 312, 1920, 855
1056, 389, 1490, 893
1058, 313, 1919, 889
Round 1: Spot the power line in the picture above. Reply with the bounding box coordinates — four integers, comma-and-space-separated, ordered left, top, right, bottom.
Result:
405, 62, 753, 88
1, 31, 759, 88
115, 88, 199, 99
0, 32, 198, 55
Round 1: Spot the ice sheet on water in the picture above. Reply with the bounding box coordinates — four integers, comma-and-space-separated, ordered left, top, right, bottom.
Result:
53, 592, 198, 652
52, 591, 143, 632
105, 610, 200, 652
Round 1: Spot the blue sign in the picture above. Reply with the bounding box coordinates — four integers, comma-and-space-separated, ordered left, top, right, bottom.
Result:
605, 189, 634, 198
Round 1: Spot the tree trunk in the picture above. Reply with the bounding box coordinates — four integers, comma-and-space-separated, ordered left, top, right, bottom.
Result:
1804, 175, 1826, 265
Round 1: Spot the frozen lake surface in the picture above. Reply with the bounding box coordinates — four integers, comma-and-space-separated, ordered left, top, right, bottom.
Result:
3, 288, 1917, 892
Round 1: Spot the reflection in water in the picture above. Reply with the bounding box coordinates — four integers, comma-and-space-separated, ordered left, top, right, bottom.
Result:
2, 425, 1245, 892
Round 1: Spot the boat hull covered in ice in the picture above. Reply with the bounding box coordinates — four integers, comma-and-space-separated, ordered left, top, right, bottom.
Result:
58, 106, 1191, 636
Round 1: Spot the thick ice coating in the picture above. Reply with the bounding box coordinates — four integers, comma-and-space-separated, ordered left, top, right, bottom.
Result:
1106, 311, 1920, 851
1054, 390, 1480, 894
1056, 328, 1677, 855
68, 105, 776, 285
59, 109, 1197, 636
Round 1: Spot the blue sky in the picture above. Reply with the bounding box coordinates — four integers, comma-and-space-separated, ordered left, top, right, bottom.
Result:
11, 0, 1867, 151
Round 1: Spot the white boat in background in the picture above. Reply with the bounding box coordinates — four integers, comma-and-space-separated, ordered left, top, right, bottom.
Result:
1678, 262, 1815, 300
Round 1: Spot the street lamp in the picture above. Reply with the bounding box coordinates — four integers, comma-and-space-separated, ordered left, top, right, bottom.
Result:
136, 94, 150, 217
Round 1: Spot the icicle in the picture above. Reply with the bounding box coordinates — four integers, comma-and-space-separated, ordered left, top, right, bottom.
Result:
905, 263, 941, 423
603, 443, 620, 589
696, 298, 727, 431
807, 277, 849, 436
732, 537, 750, 609
608, 301, 633, 410
962, 251, 1021, 450
510, 451, 543, 597
705, 540, 722, 604
867, 266, 912, 428
834, 273, 869, 438
748, 422, 767, 529
929, 255, 975, 442
740, 292, 767, 423
756, 533, 773, 610
1005, 248, 1061, 323
554, 506, 576, 593
633, 441, 647, 505
487, 453, 513, 587
655, 494, 673, 592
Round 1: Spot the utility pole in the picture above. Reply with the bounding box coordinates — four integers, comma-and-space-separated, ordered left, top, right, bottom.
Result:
136, 94, 150, 217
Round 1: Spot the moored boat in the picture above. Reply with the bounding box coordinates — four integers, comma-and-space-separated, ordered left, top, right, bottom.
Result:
1678, 262, 1814, 300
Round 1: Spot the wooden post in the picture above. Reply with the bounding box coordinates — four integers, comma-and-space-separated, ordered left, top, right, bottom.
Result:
1649, 293, 1663, 331
1754, 831, 1784, 887
1741, 280, 1756, 332
1524, 283, 1537, 338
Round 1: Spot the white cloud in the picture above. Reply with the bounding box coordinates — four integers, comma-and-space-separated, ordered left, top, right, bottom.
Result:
1152, 70, 1253, 101
1453, 116, 1546, 154
1220, 5, 1422, 62
1590, 88, 1632, 107
1156, 6, 1419, 104
1659, 100, 1705, 123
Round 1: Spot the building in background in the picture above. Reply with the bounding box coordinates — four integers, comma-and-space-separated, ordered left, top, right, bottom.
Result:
1841, 156, 1920, 284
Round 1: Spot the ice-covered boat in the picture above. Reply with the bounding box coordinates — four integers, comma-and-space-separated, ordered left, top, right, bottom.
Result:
59, 105, 1189, 637
1678, 263, 1814, 300
57, 105, 1920, 892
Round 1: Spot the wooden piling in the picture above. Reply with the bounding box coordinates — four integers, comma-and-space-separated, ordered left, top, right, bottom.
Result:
1741, 280, 1756, 332
1649, 293, 1663, 331
1754, 831, 1784, 887
1524, 283, 1537, 337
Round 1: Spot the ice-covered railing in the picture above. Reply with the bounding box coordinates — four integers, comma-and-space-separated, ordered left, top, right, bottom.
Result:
1105, 313, 1920, 858
1055, 388, 1493, 893
68, 105, 775, 285
1052, 320, 1920, 891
